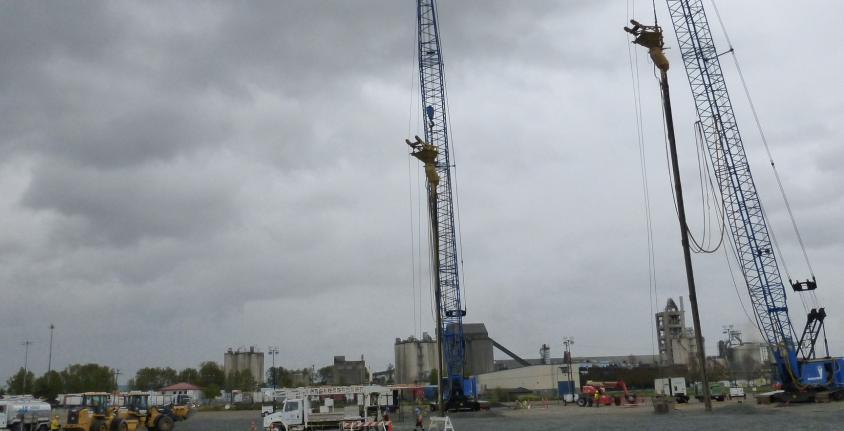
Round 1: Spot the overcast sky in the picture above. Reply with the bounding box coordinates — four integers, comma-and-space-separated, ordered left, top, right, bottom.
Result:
1, 1, 841, 385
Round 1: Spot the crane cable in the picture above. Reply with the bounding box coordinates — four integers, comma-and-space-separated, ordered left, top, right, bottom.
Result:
710, 0, 818, 309
687, 121, 727, 254
627, 0, 660, 364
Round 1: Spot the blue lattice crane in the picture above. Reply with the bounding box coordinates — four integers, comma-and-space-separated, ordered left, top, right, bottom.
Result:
407, 0, 478, 412
634, 1, 843, 401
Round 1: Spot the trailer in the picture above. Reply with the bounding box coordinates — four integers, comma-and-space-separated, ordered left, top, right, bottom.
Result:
654, 377, 690, 403
0, 396, 52, 431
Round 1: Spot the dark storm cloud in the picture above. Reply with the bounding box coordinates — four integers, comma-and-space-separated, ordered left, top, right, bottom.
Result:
0, 1, 841, 383
22, 159, 241, 247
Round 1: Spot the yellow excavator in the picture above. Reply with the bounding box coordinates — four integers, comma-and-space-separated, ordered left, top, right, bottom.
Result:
62, 392, 114, 431
110, 392, 175, 431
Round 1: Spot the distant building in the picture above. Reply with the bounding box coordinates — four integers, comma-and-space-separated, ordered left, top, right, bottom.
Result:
655, 297, 700, 367
395, 333, 438, 384
394, 323, 495, 385
462, 323, 495, 376
289, 369, 315, 387
476, 364, 581, 398
495, 354, 658, 371
224, 346, 265, 385
331, 355, 368, 385
717, 327, 772, 381
160, 382, 203, 401
371, 367, 395, 385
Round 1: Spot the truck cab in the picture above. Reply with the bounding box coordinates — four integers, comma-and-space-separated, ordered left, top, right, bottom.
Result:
263, 398, 344, 431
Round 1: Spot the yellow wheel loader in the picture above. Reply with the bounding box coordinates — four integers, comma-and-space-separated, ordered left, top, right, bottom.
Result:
62, 392, 115, 431
110, 392, 174, 431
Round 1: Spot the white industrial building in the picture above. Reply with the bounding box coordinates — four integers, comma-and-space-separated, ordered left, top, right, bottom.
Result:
476, 364, 581, 398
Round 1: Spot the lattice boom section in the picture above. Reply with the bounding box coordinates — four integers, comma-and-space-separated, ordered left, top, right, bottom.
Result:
666, 0, 795, 350
417, 0, 466, 385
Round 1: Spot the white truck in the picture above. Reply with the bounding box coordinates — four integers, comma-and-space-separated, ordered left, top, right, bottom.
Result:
262, 385, 394, 431
0, 396, 52, 431
729, 386, 746, 399
654, 377, 690, 403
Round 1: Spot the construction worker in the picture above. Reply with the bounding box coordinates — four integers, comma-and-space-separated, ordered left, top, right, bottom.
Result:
414, 406, 424, 430
593, 390, 600, 408
50, 415, 61, 431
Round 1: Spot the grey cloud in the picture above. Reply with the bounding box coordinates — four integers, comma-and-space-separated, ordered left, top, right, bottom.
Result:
0, 1, 841, 383
22, 158, 242, 247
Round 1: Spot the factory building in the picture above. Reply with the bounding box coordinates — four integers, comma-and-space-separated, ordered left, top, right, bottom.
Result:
330, 355, 368, 385
394, 323, 495, 385
224, 346, 265, 385
394, 333, 438, 384
495, 354, 658, 370
655, 297, 700, 367
718, 327, 772, 381
462, 323, 494, 376
476, 364, 581, 398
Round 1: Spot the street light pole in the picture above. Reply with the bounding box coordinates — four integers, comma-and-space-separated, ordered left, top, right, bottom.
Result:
268, 346, 279, 389
563, 337, 575, 396
48, 324, 55, 375
113, 369, 121, 391
22, 340, 33, 393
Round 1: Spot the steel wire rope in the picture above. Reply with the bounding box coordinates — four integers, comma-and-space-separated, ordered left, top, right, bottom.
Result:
711, 0, 818, 309
722, 224, 768, 335
441, 77, 469, 313
407, 20, 420, 338
628, 0, 660, 364
686, 121, 727, 254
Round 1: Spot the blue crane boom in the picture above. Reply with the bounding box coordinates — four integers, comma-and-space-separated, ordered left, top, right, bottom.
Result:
664, 0, 843, 397
415, 0, 474, 410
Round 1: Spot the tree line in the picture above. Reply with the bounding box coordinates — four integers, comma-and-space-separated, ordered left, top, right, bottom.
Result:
4, 364, 116, 402
4, 362, 342, 402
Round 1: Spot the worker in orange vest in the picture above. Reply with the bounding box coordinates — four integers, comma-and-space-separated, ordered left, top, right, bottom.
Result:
593, 390, 601, 408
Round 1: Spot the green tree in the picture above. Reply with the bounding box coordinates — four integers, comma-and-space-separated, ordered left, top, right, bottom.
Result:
238, 369, 257, 392
33, 370, 64, 402
131, 367, 178, 390
317, 366, 334, 385
178, 368, 200, 384
226, 370, 257, 392
61, 364, 116, 393
201, 383, 221, 400
429, 368, 438, 386
198, 362, 226, 388
267, 367, 295, 388
6, 368, 36, 395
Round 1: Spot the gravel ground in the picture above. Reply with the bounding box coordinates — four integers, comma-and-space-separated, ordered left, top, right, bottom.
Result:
178, 400, 844, 431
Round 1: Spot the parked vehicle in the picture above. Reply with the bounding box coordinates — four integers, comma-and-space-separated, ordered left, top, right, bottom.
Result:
654, 377, 690, 403
729, 386, 746, 399
576, 380, 637, 407
262, 385, 393, 431
693, 382, 727, 402
0, 396, 52, 431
